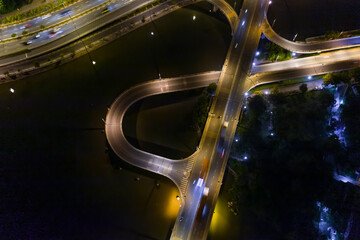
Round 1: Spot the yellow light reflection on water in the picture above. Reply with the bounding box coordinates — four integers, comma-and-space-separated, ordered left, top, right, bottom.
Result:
209, 198, 230, 236
165, 189, 181, 219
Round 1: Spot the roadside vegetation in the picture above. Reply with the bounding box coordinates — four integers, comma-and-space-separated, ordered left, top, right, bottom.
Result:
264, 42, 292, 62
191, 83, 217, 133
0, 0, 30, 14
228, 82, 360, 239
1, 0, 78, 25
310, 30, 360, 42
115, 0, 168, 23
256, 39, 293, 62
323, 67, 360, 86
340, 87, 360, 173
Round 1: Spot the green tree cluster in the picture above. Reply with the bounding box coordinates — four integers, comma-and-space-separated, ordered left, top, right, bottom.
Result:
324, 30, 341, 40
206, 82, 217, 95
191, 83, 217, 132
229, 90, 352, 239
0, 0, 28, 14
323, 68, 360, 86
1, 0, 77, 24
341, 93, 360, 170
265, 42, 292, 62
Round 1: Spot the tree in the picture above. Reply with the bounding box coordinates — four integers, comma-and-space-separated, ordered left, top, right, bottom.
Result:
299, 83, 308, 93
248, 94, 267, 116
323, 71, 350, 86
40, 24, 45, 30
270, 86, 279, 95
207, 83, 217, 95
22, 30, 27, 35
11, 33, 16, 38
325, 30, 340, 40
34, 62, 40, 68
350, 67, 360, 82
265, 42, 291, 62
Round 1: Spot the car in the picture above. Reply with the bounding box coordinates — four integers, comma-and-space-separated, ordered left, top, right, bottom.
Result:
48, 29, 62, 38
23, 40, 32, 45
42, 13, 51, 19
60, 10, 72, 17
48, 31, 57, 38
25, 23, 31, 28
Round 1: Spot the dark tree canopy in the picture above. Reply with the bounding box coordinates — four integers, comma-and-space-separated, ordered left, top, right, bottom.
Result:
229, 89, 349, 239
0, 0, 31, 14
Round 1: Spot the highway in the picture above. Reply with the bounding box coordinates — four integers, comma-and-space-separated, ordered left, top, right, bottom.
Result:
252, 48, 360, 83
262, 16, 360, 53
0, 0, 153, 62
1, 0, 359, 69
0, 0, 224, 69
184, 0, 268, 238
0, 0, 108, 41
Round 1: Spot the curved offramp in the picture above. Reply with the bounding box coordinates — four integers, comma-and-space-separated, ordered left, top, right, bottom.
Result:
262, 17, 360, 53
105, 71, 221, 197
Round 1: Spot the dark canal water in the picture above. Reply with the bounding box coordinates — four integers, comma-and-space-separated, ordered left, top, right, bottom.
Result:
267, 0, 360, 41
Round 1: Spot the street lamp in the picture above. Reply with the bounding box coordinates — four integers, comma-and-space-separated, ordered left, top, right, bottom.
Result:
293, 33, 298, 41
10, 88, 15, 93
176, 196, 180, 200
92, 61, 96, 65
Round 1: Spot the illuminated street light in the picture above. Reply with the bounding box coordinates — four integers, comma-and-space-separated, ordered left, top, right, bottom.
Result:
264, 90, 269, 95
307, 75, 312, 80
193, 16, 196, 21
292, 52, 296, 56
92, 61, 96, 65
269, 0, 272, 4
151, 31, 154, 36
255, 51, 260, 56
244, 92, 249, 96
10, 88, 15, 93
176, 195, 180, 200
